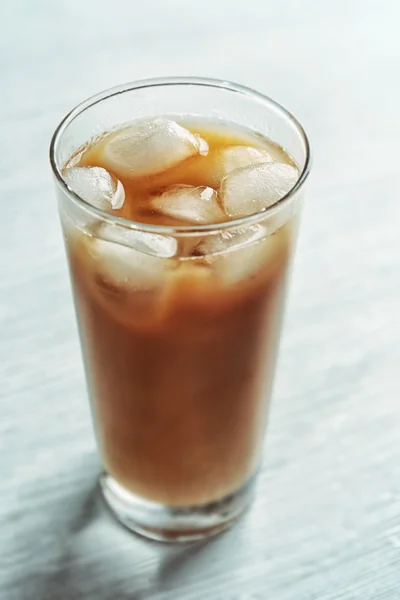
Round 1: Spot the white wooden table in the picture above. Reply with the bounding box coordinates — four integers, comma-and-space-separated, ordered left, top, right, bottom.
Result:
1, 1, 400, 598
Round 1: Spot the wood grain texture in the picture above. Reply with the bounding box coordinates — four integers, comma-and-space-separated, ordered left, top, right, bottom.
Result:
1, 0, 400, 598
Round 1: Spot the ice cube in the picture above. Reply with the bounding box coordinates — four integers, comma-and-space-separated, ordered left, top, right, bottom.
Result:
195, 224, 266, 256
199, 145, 273, 188
63, 167, 125, 211
63, 166, 125, 210
220, 162, 298, 218
98, 223, 178, 258
195, 135, 209, 156
100, 118, 209, 178
151, 185, 224, 224
166, 261, 214, 296
217, 230, 288, 285
86, 227, 177, 291
194, 224, 289, 285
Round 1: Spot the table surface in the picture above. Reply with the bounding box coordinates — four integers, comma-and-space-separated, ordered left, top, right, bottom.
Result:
1, 1, 400, 598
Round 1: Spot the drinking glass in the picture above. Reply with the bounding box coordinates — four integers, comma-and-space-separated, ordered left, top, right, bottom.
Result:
50, 77, 311, 542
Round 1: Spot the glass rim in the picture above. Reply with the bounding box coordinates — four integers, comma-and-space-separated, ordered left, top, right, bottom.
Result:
49, 76, 311, 235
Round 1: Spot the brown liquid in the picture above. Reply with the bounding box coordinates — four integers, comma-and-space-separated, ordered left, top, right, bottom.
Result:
63, 121, 298, 507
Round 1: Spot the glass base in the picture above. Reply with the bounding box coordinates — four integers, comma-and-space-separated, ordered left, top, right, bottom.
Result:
100, 473, 255, 543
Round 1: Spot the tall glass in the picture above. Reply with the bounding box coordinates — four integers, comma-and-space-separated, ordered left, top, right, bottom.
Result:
50, 78, 310, 542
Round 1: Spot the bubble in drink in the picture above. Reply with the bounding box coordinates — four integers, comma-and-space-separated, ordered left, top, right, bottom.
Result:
221, 162, 298, 218
63, 166, 125, 210
198, 145, 273, 188
100, 118, 209, 178
151, 184, 224, 224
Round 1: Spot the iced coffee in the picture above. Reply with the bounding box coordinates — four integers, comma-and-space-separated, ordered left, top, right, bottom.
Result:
52, 80, 309, 541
